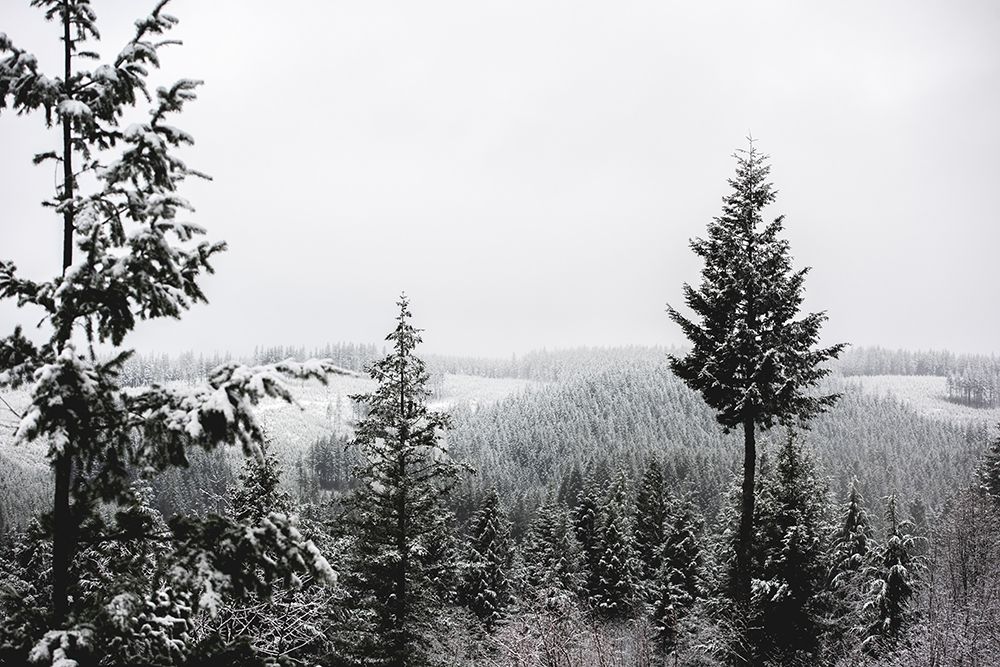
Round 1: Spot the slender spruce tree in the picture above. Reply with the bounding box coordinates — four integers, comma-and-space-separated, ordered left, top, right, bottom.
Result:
827, 478, 874, 657
862, 495, 916, 651
231, 443, 293, 526
346, 294, 469, 666
572, 475, 604, 602
830, 478, 873, 587
667, 139, 845, 618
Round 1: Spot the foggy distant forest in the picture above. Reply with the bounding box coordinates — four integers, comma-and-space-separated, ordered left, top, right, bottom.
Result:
2, 1, 999, 667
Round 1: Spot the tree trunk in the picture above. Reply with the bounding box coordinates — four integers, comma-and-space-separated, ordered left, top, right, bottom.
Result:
736, 416, 756, 609
51, 1, 75, 627
51, 455, 72, 625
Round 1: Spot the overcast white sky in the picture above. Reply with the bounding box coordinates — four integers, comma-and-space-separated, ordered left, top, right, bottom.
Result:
2, 1, 998, 357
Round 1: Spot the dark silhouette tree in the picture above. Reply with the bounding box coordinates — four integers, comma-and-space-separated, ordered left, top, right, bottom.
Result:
667, 139, 845, 620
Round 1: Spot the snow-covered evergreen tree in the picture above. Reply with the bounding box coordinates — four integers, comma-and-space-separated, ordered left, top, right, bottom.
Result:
591, 471, 637, 619
667, 139, 845, 615
231, 442, 293, 526
652, 492, 705, 657
826, 478, 874, 657
461, 489, 512, 631
522, 499, 585, 602
750, 434, 830, 665
0, 2, 341, 663
862, 494, 917, 651
977, 425, 1000, 502
572, 474, 604, 602
661, 493, 705, 608
345, 294, 470, 666
634, 460, 668, 598
830, 478, 873, 587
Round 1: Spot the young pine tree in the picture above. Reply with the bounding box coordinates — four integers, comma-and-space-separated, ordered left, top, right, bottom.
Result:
667, 140, 845, 615
0, 2, 340, 661
346, 294, 469, 666
661, 493, 705, 609
231, 443, 293, 526
862, 495, 917, 651
827, 478, 874, 656
461, 489, 512, 632
830, 479, 873, 587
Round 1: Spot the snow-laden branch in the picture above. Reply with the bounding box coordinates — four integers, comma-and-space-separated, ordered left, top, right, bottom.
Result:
124, 358, 356, 468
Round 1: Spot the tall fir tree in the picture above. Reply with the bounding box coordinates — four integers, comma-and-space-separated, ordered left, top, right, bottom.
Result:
661, 493, 705, 609
345, 294, 469, 666
461, 489, 512, 632
0, 1, 338, 660
667, 140, 845, 619
557, 464, 585, 510
634, 459, 668, 599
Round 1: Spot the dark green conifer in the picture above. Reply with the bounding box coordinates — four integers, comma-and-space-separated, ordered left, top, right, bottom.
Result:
750, 434, 830, 664
634, 460, 668, 598
462, 489, 512, 631
345, 294, 469, 666
591, 472, 637, 619
862, 495, 916, 650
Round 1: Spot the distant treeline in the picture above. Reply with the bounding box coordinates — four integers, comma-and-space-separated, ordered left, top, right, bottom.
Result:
119, 344, 686, 385
120, 343, 1000, 389
947, 370, 1000, 408
425, 346, 686, 382
118, 342, 384, 386
837, 346, 1000, 378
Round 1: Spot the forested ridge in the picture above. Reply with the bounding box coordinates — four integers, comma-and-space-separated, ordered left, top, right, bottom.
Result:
4, 346, 986, 533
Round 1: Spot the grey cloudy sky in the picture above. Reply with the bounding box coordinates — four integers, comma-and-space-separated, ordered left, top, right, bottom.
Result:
2, 1, 999, 357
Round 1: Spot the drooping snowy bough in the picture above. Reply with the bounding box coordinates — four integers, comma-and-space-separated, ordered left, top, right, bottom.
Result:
1, 2, 346, 664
